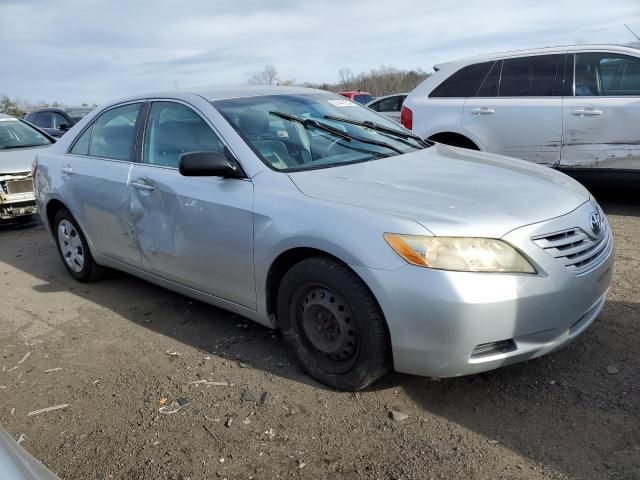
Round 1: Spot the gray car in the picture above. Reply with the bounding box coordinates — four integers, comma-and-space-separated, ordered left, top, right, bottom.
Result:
33, 86, 613, 390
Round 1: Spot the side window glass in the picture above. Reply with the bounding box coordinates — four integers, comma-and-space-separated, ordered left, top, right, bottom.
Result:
34, 112, 53, 129
576, 53, 640, 96
499, 55, 560, 97
89, 103, 141, 161
430, 62, 493, 98
476, 61, 501, 97
377, 96, 401, 112
53, 113, 68, 128
368, 101, 380, 112
70, 124, 94, 156
143, 102, 224, 168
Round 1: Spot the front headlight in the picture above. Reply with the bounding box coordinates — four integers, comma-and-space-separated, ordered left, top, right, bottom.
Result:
383, 234, 536, 273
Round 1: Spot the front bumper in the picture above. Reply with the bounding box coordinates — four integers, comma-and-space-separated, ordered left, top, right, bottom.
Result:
0, 191, 37, 220
353, 201, 614, 377
0, 175, 37, 220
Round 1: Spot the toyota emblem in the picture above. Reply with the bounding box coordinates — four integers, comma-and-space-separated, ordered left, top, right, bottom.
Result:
590, 211, 603, 236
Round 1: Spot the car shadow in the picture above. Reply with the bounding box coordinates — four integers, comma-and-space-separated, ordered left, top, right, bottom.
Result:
595, 188, 640, 217
0, 220, 322, 390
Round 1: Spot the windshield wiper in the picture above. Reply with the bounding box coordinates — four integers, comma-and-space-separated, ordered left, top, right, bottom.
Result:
269, 111, 404, 154
269, 111, 352, 141
323, 114, 429, 147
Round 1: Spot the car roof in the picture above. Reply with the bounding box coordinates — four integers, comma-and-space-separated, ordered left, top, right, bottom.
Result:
339, 90, 372, 95
365, 93, 408, 107
434, 43, 640, 70
26, 106, 92, 115
95, 85, 341, 109
198, 85, 331, 101
25, 107, 67, 115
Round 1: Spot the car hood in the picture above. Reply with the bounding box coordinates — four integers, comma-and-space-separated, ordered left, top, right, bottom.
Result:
0, 145, 50, 175
287, 144, 590, 238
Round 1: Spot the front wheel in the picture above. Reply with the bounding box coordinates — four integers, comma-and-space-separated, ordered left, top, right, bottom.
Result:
277, 257, 391, 390
53, 208, 104, 282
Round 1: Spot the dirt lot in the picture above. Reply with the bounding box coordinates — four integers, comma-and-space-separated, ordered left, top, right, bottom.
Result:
0, 189, 638, 480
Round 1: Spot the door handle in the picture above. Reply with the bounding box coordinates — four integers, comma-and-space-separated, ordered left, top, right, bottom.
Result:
471, 107, 495, 115
61, 165, 74, 175
131, 178, 155, 191
572, 108, 602, 116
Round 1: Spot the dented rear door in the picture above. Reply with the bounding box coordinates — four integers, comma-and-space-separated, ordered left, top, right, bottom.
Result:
561, 52, 640, 169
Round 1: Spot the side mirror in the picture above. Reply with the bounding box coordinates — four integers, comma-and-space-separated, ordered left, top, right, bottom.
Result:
58, 123, 71, 132
178, 150, 241, 178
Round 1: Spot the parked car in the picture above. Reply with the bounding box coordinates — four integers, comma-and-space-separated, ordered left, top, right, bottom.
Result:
0, 426, 59, 479
338, 90, 373, 104
0, 114, 54, 220
34, 86, 612, 390
402, 44, 640, 174
24, 107, 93, 138
366, 93, 407, 122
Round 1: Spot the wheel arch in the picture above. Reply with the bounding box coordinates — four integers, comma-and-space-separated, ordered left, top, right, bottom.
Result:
428, 131, 482, 150
265, 247, 387, 333
45, 198, 68, 232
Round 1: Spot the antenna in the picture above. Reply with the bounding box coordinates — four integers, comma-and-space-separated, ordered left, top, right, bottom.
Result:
624, 24, 640, 42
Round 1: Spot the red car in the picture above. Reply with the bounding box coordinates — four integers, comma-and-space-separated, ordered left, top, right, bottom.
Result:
338, 90, 373, 104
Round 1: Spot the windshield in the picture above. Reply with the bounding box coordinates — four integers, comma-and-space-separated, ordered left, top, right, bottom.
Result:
0, 117, 52, 150
212, 93, 427, 172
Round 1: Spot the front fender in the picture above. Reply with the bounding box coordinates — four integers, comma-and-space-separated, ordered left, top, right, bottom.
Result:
251, 171, 429, 319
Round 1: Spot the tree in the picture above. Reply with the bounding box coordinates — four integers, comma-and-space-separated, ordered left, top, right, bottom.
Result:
338, 68, 355, 90
248, 65, 279, 85
0, 95, 24, 117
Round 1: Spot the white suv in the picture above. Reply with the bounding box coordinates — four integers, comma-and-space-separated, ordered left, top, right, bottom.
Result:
401, 45, 640, 172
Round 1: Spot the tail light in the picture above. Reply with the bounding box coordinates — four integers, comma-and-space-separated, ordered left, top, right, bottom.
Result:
400, 106, 413, 130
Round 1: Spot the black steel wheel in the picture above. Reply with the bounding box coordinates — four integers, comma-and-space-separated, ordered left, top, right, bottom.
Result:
277, 257, 391, 390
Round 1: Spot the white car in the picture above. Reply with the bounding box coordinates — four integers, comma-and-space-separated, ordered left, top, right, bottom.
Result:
0, 114, 55, 220
366, 93, 407, 122
401, 44, 640, 173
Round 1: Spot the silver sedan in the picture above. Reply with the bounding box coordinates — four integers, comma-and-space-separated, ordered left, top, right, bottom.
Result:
33, 86, 613, 390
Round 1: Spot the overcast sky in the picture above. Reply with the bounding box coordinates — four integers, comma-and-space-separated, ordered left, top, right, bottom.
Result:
1, 0, 639, 105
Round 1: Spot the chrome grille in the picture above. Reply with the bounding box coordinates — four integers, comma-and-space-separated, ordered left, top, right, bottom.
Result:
5, 179, 33, 194
533, 222, 612, 275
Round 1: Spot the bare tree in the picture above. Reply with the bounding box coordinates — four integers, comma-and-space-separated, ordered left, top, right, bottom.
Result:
338, 68, 355, 90
248, 65, 279, 85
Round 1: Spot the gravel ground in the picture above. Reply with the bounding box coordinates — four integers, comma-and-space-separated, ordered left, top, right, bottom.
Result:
0, 188, 638, 480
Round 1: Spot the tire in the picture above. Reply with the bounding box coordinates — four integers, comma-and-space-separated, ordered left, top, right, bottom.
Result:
53, 208, 104, 282
277, 257, 391, 390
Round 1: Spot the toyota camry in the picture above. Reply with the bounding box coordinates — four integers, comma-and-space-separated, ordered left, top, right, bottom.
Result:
33, 86, 613, 390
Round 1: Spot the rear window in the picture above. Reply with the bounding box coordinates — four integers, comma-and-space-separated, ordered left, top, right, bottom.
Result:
353, 94, 373, 104
430, 62, 494, 98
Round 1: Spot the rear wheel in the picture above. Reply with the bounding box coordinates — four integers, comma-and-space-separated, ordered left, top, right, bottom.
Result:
277, 257, 391, 390
53, 208, 104, 282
